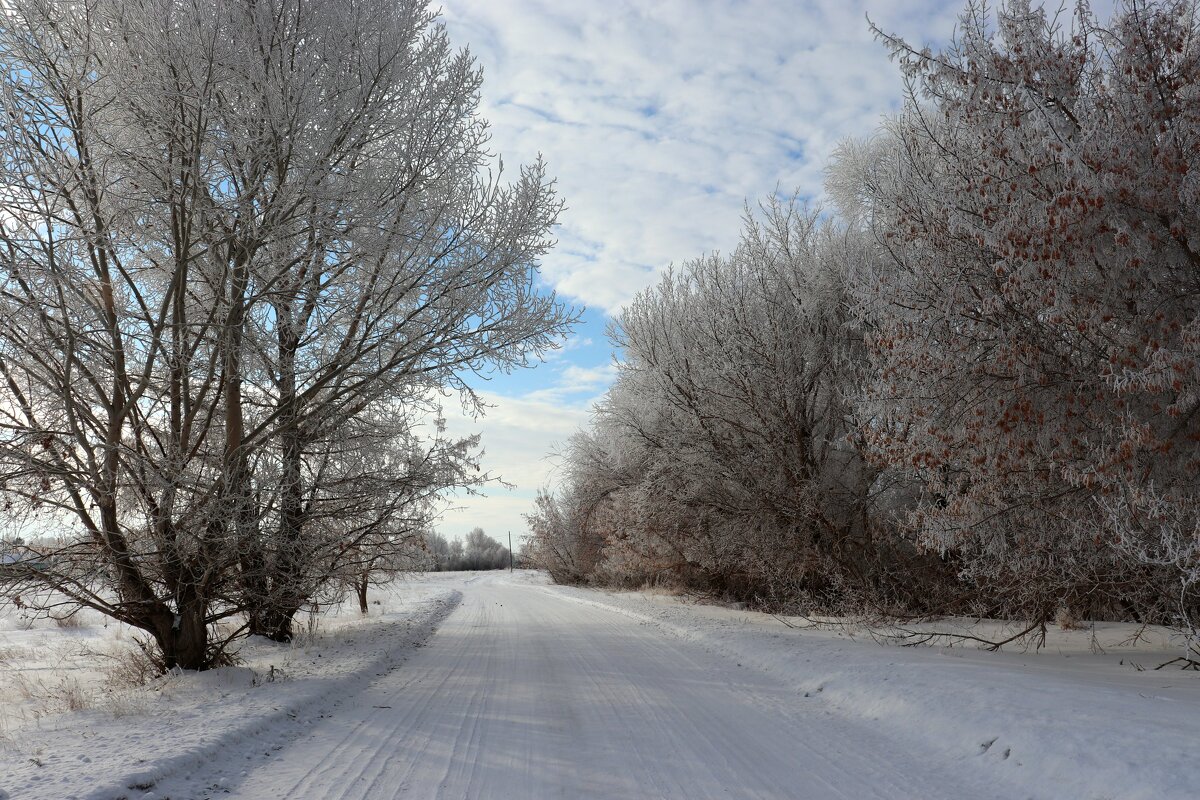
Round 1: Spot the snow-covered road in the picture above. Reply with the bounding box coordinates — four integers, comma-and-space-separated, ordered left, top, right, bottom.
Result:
181, 573, 1006, 800
6, 571, 1197, 799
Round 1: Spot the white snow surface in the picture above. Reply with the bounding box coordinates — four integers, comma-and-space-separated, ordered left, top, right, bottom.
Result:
0, 570, 1197, 799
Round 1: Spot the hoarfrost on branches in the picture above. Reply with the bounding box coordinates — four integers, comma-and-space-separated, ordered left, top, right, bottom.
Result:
0, 0, 575, 668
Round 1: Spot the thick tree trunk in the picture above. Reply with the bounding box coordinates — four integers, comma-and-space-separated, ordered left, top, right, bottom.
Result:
241, 547, 271, 637
148, 594, 209, 671
249, 302, 308, 644
357, 572, 369, 614
255, 603, 299, 642
223, 250, 273, 639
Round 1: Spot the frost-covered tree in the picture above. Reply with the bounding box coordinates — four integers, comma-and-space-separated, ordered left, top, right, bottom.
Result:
530, 198, 929, 607
525, 473, 611, 585
840, 0, 1200, 623
526, 0, 1199, 632
421, 528, 510, 572
0, 0, 573, 667
461, 527, 510, 570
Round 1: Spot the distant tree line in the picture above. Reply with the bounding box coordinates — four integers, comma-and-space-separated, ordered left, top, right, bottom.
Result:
528, 0, 1200, 654
422, 528, 513, 572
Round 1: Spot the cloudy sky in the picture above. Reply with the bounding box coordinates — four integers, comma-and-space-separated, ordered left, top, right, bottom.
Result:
432, 0, 966, 544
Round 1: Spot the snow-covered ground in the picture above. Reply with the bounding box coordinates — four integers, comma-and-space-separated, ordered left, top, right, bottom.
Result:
0, 576, 462, 800
1, 571, 1197, 799
544, 580, 1200, 800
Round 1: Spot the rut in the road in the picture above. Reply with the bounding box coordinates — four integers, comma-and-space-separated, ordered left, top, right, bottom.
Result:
178, 574, 1011, 800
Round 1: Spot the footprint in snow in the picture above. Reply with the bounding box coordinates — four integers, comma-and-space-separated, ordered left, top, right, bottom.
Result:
979, 737, 1013, 760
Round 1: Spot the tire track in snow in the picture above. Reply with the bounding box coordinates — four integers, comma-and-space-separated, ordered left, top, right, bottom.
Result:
124, 590, 462, 800
184, 574, 1015, 800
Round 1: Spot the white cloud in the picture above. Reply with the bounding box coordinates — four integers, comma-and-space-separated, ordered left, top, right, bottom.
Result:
522, 363, 618, 404
440, 0, 963, 314
435, 385, 597, 540
436, 491, 542, 546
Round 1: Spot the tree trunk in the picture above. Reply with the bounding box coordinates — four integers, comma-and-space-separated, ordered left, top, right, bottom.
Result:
254, 603, 299, 642
223, 248, 273, 639
357, 572, 369, 614
250, 301, 309, 643
150, 595, 209, 671
252, 597, 298, 642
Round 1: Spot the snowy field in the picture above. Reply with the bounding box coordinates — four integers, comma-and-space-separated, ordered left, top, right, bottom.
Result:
0, 571, 1197, 799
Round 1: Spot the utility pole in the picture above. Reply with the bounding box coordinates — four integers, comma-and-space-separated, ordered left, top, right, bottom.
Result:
508, 531, 513, 572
